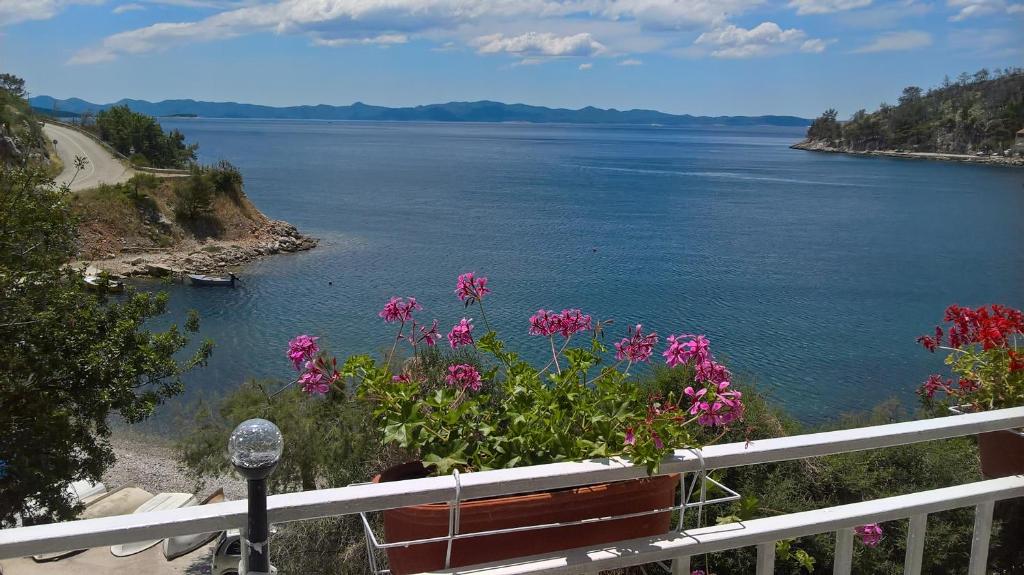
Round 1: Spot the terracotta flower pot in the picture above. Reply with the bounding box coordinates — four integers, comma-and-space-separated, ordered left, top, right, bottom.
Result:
978, 430, 1024, 478
374, 461, 679, 575
949, 406, 1024, 478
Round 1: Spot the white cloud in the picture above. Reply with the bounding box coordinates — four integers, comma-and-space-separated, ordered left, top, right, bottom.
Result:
948, 0, 1024, 20
474, 31, 606, 57
0, 0, 100, 26
694, 21, 825, 58
788, 0, 872, 15
836, 1, 931, 28
578, 62, 592, 69
313, 34, 408, 47
851, 29, 931, 52
598, 0, 765, 30
800, 37, 835, 52
69, 0, 866, 65
69, 18, 244, 64
947, 26, 1023, 57
618, 57, 642, 65
113, 3, 145, 14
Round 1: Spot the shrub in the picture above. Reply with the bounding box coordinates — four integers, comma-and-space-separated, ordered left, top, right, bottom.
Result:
174, 167, 214, 220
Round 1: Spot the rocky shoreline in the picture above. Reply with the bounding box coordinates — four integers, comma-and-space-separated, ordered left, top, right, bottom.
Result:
75, 219, 317, 278
791, 140, 1024, 167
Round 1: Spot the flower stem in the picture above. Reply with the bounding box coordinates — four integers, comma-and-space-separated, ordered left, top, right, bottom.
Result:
477, 300, 493, 334
585, 360, 625, 386
269, 377, 300, 399
386, 322, 404, 371
539, 335, 573, 374
550, 336, 562, 375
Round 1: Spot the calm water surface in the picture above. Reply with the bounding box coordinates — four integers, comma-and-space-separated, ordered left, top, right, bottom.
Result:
147, 119, 1024, 426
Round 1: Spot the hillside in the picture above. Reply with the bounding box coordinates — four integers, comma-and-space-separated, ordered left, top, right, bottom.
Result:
796, 68, 1024, 160
30, 96, 811, 127
0, 76, 50, 166
72, 164, 316, 276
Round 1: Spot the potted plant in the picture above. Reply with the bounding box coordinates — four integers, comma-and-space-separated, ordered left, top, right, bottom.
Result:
916, 304, 1024, 477
284, 273, 744, 574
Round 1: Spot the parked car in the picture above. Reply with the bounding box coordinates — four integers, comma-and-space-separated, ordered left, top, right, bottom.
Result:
211, 530, 241, 575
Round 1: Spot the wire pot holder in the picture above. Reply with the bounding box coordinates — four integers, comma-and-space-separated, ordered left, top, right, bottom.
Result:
358, 449, 741, 575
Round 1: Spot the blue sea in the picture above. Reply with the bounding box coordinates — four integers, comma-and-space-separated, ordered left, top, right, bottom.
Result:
147, 119, 1024, 426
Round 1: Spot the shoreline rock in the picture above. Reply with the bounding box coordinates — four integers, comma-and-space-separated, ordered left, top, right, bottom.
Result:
73, 219, 318, 278
791, 140, 1024, 167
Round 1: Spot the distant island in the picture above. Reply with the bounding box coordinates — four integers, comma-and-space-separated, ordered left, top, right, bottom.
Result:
793, 68, 1024, 167
29, 95, 810, 127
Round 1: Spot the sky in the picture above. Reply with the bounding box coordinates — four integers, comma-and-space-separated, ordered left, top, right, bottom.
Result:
1, 0, 1021, 117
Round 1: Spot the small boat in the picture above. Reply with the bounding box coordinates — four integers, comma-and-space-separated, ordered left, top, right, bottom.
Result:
33, 487, 154, 562
69, 479, 107, 502
15, 480, 107, 528
188, 273, 237, 287
162, 488, 226, 560
83, 275, 125, 293
110, 492, 196, 557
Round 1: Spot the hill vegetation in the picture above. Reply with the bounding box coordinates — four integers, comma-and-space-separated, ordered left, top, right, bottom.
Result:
0, 73, 49, 166
88, 105, 197, 169
73, 162, 264, 257
803, 68, 1024, 155
31, 95, 811, 127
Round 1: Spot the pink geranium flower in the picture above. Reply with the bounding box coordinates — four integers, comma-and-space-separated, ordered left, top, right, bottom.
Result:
529, 308, 592, 338
287, 335, 320, 370
379, 297, 422, 324
446, 364, 483, 392
556, 309, 592, 337
529, 309, 559, 336
615, 324, 658, 362
417, 319, 440, 346
447, 318, 475, 349
298, 360, 335, 395
455, 272, 490, 304
855, 523, 883, 547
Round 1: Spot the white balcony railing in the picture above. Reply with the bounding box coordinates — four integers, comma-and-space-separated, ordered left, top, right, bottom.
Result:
1, 407, 1023, 574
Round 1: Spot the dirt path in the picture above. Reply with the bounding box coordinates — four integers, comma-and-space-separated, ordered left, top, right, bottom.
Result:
42, 123, 134, 192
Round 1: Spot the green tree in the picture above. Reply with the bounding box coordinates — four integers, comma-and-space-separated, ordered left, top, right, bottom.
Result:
806, 108, 842, 145
178, 381, 379, 492
0, 164, 212, 525
94, 105, 197, 169
0, 73, 26, 98
175, 166, 215, 220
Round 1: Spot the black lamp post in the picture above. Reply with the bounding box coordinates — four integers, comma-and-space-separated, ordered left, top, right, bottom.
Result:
229, 418, 283, 575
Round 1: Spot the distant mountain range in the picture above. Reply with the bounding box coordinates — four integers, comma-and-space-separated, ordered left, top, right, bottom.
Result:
30, 96, 810, 127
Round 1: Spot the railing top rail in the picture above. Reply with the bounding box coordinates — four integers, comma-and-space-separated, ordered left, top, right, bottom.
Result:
425, 476, 1024, 575
1, 407, 1022, 560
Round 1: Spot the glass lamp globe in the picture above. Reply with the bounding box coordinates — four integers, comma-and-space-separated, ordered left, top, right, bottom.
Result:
228, 418, 283, 478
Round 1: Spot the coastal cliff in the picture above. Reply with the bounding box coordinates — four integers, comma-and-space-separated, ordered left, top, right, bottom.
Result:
71, 165, 317, 277
794, 68, 1024, 167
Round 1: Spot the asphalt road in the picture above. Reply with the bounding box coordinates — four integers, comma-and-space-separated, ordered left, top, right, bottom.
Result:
43, 123, 134, 192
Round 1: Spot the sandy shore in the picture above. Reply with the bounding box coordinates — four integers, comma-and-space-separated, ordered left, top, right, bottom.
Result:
791, 140, 1024, 167
104, 431, 246, 502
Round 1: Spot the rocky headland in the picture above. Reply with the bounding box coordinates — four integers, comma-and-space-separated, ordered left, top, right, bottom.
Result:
70, 165, 317, 278
791, 139, 1024, 167
77, 219, 317, 278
